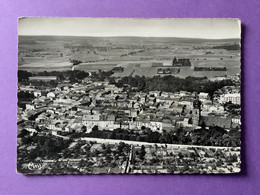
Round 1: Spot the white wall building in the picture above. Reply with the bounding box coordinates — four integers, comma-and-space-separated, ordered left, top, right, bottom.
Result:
47, 92, 55, 98
219, 93, 240, 104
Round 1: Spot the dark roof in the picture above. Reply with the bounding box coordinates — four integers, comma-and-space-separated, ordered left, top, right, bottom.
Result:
200, 116, 231, 129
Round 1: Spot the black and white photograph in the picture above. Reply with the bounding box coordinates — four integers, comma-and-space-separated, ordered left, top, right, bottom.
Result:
17, 18, 241, 174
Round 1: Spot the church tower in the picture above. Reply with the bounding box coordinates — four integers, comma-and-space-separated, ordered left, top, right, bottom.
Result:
192, 99, 201, 126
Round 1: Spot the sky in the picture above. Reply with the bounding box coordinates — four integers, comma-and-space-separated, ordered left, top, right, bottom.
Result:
18, 17, 241, 39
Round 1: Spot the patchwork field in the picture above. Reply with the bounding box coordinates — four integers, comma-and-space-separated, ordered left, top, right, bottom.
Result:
18, 36, 240, 78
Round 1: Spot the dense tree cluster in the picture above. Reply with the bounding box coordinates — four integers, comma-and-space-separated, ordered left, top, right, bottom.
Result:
20, 133, 72, 160
18, 70, 32, 82
37, 70, 89, 82
111, 67, 124, 73
189, 127, 240, 147
17, 91, 34, 102
91, 70, 115, 82
116, 75, 146, 91
17, 130, 133, 174
212, 44, 240, 51
18, 70, 90, 84
115, 75, 235, 97
224, 102, 241, 115
70, 125, 240, 147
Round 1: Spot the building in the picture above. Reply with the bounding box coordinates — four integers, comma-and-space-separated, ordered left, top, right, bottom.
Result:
192, 99, 201, 126
199, 92, 209, 101
219, 93, 240, 105
29, 76, 57, 82
200, 116, 232, 129
25, 104, 35, 110
47, 92, 55, 98
231, 116, 241, 129
33, 90, 42, 97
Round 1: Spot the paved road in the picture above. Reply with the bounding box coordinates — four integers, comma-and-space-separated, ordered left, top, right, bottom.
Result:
77, 137, 239, 150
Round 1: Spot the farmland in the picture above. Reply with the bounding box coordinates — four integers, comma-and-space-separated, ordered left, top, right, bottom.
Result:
18, 36, 240, 79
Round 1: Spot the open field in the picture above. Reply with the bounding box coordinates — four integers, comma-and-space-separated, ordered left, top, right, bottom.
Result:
18, 36, 240, 78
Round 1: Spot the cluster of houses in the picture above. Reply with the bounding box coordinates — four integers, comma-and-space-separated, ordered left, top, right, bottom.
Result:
17, 76, 241, 174
18, 77, 241, 136
132, 144, 240, 174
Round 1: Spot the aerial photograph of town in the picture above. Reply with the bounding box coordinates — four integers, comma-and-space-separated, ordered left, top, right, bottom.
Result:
17, 18, 241, 174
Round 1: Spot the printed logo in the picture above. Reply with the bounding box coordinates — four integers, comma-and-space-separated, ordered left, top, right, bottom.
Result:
27, 162, 46, 170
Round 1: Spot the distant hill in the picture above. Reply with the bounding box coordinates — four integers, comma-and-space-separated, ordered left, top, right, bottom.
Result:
19, 35, 240, 44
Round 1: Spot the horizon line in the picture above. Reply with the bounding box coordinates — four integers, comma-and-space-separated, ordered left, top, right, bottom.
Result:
18, 35, 240, 40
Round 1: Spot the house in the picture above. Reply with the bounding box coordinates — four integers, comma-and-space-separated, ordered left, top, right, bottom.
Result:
83, 114, 99, 121
231, 116, 241, 125
33, 90, 42, 97
26, 104, 35, 110
202, 100, 212, 110
47, 92, 55, 98
176, 118, 193, 128
219, 93, 240, 105
200, 116, 232, 129
231, 116, 241, 128
199, 92, 209, 101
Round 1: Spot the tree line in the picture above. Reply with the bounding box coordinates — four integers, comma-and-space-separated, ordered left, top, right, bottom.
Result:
18, 70, 90, 84
69, 125, 240, 147
114, 75, 235, 97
